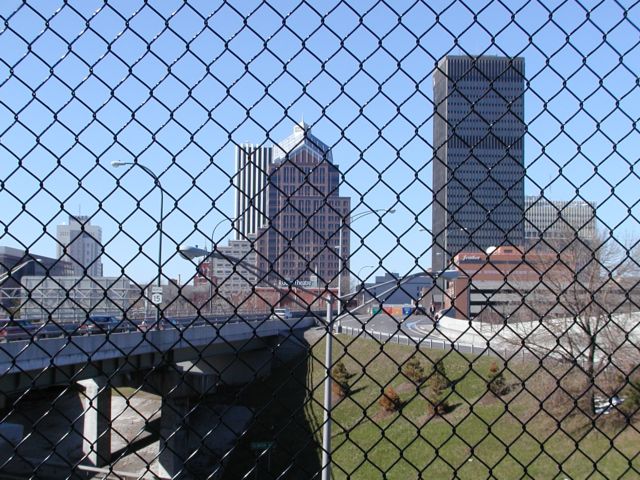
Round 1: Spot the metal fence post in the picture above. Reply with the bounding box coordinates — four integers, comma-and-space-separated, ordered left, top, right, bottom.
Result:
322, 295, 335, 480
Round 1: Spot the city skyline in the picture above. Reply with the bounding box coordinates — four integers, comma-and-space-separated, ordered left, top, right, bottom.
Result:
0, 105, 625, 286
0, 100, 622, 287
0, 2, 636, 283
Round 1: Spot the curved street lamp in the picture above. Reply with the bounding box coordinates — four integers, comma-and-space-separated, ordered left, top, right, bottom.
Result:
207, 218, 229, 314
357, 265, 375, 279
111, 160, 164, 328
337, 208, 395, 316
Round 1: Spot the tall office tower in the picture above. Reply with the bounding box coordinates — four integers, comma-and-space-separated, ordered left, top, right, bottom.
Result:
233, 144, 272, 240
56, 215, 103, 277
432, 55, 526, 270
256, 122, 351, 288
524, 196, 597, 248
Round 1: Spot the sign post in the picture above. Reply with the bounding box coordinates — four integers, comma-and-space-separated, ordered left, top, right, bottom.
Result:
250, 441, 275, 479
151, 286, 163, 305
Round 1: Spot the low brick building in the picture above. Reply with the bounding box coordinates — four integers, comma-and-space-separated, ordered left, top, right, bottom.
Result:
447, 246, 558, 321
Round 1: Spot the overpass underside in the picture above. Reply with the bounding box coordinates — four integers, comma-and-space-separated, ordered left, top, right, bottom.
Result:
0, 319, 313, 478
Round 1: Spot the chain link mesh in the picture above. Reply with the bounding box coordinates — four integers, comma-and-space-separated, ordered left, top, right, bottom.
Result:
0, 1, 639, 479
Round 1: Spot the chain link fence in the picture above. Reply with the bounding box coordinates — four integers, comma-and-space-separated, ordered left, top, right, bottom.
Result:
1, 1, 639, 478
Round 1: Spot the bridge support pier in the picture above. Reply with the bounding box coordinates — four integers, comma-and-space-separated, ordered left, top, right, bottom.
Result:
78, 378, 111, 467
151, 348, 275, 477
158, 393, 191, 479
152, 370, 217, 479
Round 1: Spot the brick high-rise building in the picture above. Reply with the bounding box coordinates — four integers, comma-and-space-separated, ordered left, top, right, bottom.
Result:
255, 122, 351, 289
432, 55, 526, 269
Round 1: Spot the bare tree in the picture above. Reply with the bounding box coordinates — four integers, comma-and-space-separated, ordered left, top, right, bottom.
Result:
506, 234, 640, 416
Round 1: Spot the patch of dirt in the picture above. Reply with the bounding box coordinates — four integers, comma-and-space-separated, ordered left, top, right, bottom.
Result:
396, 382, 421, 394
331, 393, 346, 408
371, 408, 396, 422
417, 412, 442, 425
475, 391, 499, 406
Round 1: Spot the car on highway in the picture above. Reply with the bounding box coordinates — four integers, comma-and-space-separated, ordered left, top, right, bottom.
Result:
78, 315, 132, 335
270, 307, 292, 321
161, 317, 188, 331
0, 318, 40, 341
136, 316, 192, 331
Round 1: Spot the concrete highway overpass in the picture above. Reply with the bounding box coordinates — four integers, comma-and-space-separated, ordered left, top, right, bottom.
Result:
0, 314, 315, 478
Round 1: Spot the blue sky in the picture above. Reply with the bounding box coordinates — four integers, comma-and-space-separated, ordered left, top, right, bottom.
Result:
0, 0, 638, 284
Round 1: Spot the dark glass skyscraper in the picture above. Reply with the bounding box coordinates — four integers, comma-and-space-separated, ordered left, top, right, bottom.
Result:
432, 55, 525, 269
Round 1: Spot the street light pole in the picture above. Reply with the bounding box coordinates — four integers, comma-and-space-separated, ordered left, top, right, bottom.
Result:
337, 209, 395, 318
179, 244, 425, 480
321, 293, 334, 480
111, 161, 164, 329
209, 219, 228, 315
434, 251, 443, 310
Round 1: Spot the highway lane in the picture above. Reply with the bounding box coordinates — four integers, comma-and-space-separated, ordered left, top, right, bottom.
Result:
339, 313, 444, 339
0, 311, 312, 342
338, 312, 494, 347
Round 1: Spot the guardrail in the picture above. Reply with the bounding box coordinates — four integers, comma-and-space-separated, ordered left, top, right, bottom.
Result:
0, 309, 320, 342
340, 325, 531, 362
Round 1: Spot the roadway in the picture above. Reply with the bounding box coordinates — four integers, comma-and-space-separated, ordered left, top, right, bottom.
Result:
0, 311, 317, 342
339, 312, 475, 343
338, 311, 514, 357
0, 312, 316, 395
338, 310, 640, 364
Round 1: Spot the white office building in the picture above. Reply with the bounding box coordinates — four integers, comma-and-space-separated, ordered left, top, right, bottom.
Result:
205, 237, 258, 297
233, 144, 272, 240
524, 196, 597, 247
56, 215, 103, 277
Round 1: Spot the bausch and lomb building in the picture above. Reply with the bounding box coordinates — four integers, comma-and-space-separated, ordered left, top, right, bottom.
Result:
255, 122, 351, 288
432, 56, 526, 267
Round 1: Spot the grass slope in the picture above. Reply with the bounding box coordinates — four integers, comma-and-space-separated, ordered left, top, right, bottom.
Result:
307, 334, 640, 480
222, 334, 639, 479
